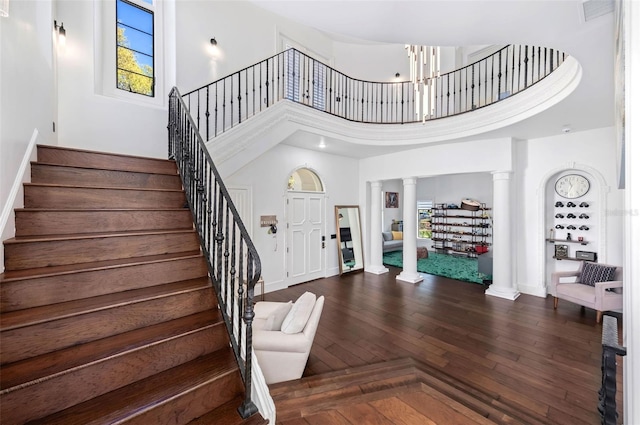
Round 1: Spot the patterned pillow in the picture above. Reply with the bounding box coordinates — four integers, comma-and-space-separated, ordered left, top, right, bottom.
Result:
580, 262, 617, 286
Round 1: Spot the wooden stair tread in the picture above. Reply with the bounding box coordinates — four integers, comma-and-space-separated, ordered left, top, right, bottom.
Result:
4, 228, 197, 244
1, 310, 223, 390
0, 251, 203, 282
188, 396, 268, 425
15, 207, 189, 212
24, 182, 184, 193
32, 161, 180, 177
28, 348, 240, 425
36, 145, 178, 175
1, 146, 251, 423
0, 277, 212, 331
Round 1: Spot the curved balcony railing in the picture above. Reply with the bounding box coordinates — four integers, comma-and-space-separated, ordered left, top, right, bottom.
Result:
183, 45, 566, 140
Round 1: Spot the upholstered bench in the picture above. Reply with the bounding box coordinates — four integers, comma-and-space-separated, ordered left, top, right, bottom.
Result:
549, 261, 622, 323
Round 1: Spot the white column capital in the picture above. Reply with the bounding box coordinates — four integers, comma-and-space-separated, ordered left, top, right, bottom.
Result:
492, 171, 512, 181
371, 180, 383, 189
402, 177, 418, 186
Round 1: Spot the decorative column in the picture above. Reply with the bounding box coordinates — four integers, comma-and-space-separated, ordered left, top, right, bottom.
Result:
366, 181, 388, 275
397, 177, 423, 284
485, 171, 520, 300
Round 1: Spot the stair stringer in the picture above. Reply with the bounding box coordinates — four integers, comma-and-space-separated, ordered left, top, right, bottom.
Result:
208, 55, 581, 177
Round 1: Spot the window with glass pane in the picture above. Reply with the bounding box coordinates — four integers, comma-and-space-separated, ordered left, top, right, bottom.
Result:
417, 201, 433, 239
116, 0, 154, 96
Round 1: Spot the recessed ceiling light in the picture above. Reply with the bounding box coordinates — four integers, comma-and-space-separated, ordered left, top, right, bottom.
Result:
318, 140, 326, 148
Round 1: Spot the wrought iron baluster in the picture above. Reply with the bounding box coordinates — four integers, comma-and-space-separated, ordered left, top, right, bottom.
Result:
205, 87, 210, 141
214, 84, 218, 137
511, 45, 515, 95
497, 50, 502, 101
599, 315, 627, 425
222, 79, 227, 133
236, 72, 242, 125
271, 56, 275, 107
265, 60, 270, 107
230, 76, 234, 128
196, 90, 201, 133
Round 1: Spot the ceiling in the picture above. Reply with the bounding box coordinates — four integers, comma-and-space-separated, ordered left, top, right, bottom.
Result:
250, 0, 616, 158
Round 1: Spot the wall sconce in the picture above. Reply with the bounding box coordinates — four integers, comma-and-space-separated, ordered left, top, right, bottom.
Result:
0, 0, 9, 18
54, 20, 66, 51
208, 37, 220, 57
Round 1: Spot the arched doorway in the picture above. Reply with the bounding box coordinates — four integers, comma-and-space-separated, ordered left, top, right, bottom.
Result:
286, 167, 326, 285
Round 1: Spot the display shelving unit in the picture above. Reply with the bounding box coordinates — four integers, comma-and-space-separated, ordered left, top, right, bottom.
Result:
430, 203, 491, 258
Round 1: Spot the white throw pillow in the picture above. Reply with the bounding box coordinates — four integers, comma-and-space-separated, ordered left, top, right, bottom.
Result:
263, 301, 293, 331
281, 292, 317, 334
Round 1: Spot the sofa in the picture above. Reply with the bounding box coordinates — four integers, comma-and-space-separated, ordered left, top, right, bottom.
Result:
549, 261, 623, 323
253, 292, 325, 384
382, 231, 403, 253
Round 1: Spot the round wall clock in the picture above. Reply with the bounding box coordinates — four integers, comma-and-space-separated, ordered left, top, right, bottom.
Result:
555, 174, 590, 199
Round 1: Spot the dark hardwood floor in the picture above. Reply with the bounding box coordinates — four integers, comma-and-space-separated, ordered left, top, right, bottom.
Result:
264, 266, 623, 424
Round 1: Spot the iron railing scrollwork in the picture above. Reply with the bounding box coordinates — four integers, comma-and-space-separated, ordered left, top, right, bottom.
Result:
599, 315, 626, 425
182, 45, 566, 141
168, 87, 261, 419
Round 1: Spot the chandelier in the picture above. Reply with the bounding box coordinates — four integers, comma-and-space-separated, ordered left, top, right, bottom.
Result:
406, 45, 441, 122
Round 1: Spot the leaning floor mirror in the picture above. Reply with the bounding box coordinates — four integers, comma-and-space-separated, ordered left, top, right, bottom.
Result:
335, 206, 364, 274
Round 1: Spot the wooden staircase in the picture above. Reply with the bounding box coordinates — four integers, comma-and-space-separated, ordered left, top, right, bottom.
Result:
0, 145, 267, 425
271, 358, 554, 425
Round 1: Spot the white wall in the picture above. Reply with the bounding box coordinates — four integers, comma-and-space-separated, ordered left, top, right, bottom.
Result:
333, 43, 407, 82
514, 126, 624, 296
417, 173, 493, 208
360, 138, 513, 184
381, 179, 402, 230
1, 1, 57, 272
175, 1, 333, 93
55, 0, 171, 159
1, 1, 56, 211
332, 43, 456, 83
378, 172, 493, 255
358, 130, 622, 298
225, 143, 359, 292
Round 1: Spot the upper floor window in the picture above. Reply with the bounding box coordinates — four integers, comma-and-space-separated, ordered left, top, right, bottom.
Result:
116, 0, 154, 97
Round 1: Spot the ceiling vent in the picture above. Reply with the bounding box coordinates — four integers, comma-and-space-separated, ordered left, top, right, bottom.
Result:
581, 0, 615, 22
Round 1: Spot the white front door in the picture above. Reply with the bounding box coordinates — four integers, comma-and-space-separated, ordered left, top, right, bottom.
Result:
286, 192, 325, 285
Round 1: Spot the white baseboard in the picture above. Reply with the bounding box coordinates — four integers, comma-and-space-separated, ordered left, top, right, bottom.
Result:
517, 282, 548, 298
1, 129, 39, 272
250, 351, 275, 424
263, 279, 287, 294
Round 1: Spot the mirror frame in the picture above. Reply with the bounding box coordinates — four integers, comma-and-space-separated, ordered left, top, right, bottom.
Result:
335, 205, 364, 275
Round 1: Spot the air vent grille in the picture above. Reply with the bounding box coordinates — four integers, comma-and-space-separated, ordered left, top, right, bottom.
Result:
582, 0, 614, 22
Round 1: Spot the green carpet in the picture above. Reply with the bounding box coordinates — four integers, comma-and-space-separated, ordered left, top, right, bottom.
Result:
383, 250, 491, 284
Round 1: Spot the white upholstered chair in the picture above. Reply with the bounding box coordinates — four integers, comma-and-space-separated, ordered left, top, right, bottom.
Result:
253, 293, 325, 384
549, 261, 623, 323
